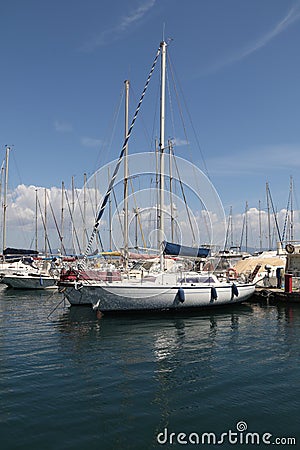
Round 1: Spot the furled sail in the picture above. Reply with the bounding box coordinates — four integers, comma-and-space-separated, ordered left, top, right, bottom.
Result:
3, 247, 39, 256
163, 241, 209, 258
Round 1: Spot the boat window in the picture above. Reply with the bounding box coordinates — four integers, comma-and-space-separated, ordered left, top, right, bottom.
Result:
179, 276, 215, 283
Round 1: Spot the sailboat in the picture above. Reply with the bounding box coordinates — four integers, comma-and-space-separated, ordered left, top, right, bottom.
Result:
58, 41, 255, 311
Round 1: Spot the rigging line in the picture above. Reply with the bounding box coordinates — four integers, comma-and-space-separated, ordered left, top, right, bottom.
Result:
282, 188, 291, 242
171, 148, 196, 244
11, 147, 23, 186
85, 185, 105, 253
239, 213, 246, 250
64, 189, 82, 254
167, 53, 212, 243
129, 176, 147, 250
166, 61, 177, 146
81, 45, 162, 266
130, 84, 157, 151
5, 151, 32, 245
267, 185, 282, 244
74, 188, 91, 247
46, 190, 67, 255
36, 192, 52, 255
167, 52, 210, 178
224, 207, 232, 250
111, 184, 124, 241
95, 86, 125, 172
149, 78, 160, 151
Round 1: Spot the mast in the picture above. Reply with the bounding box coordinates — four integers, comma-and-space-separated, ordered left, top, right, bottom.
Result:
0, 162, 4, 254
224, 206, 233, 251
61, 181, 65, 254
35, 189, 38, 252
266, 182, 271, 250
108, 167, 112, 252
83, 173, 87, 250
155, 138, 159, 232
245, 201, 248, 253
258, 200, 262, 252
230, 206, 233, 248
71, 176, 75, 253
159, 40, 167, 271
44, 188, 47, 255
290, 176, 294, 242
94, 174, 99, 249
2, 146, 10, 254
124, 80, 129, 269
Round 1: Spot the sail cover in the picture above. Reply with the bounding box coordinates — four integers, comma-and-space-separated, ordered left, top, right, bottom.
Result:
3, 247, 39, 256
163, 241, 209, 258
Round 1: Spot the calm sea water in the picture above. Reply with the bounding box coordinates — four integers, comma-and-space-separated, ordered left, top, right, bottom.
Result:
0, 285, 299, 449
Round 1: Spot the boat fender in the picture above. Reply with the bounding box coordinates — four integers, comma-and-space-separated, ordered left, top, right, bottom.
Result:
231, 283, 239, 298
74, 281, 83, 291
210, 286, 218, 302
178, 287, 185, 303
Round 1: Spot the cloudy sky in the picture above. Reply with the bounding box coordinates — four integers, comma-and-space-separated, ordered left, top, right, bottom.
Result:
1, 0, 300, 251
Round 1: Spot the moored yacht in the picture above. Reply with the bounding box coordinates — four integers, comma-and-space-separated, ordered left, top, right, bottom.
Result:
58, 40, 256, 311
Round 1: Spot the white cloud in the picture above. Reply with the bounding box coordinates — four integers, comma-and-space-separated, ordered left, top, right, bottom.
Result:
2, 183, 299, 251
208, 144, 300, 176
81, 137, 102, 148
81, 0, 156, 50
202, 3, 300, 74
173, 137, 189, 147
54, 120, 73, 132
118, 0, 156, 31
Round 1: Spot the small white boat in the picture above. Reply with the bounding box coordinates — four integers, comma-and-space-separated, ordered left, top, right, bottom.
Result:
1, 271, 58, 290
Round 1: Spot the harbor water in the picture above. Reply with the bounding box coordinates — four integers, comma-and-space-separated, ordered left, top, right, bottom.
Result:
0, 286, 299, 449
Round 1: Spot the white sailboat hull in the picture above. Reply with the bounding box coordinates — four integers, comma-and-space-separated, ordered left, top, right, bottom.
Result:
60, 281, 255, 311
1, 273, 58, 290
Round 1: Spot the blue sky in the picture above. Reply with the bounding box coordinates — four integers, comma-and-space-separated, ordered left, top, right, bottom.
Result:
1, 0, 300, 250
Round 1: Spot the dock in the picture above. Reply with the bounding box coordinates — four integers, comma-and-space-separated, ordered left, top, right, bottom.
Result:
252, 286, 300, 304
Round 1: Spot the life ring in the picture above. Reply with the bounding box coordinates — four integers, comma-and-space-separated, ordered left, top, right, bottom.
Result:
286, 244, 295, 254
227, 267, 238, 279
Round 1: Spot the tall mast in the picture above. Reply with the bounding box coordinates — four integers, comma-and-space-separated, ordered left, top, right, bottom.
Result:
258, 200, 262, 252
124, 80, 129, 269
71, 176, 75, 254
108, 167, 112, 252
155, 138, 159, 232
159, 40, 167, 271
290, 176, 294, 242
2, 146, 10, 254
266, 182, 271, 250
61, 181, 65, 254
230, 206, 233, 248
245, 201, 248, 253
83, 173, 87, 250
44, 188, 47, 255
35, 189, 38, 252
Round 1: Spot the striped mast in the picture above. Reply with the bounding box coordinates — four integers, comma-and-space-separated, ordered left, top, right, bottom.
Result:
81, 45, 162, 267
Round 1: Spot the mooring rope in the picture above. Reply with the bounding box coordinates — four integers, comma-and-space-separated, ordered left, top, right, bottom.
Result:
80, 45, 162, 268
